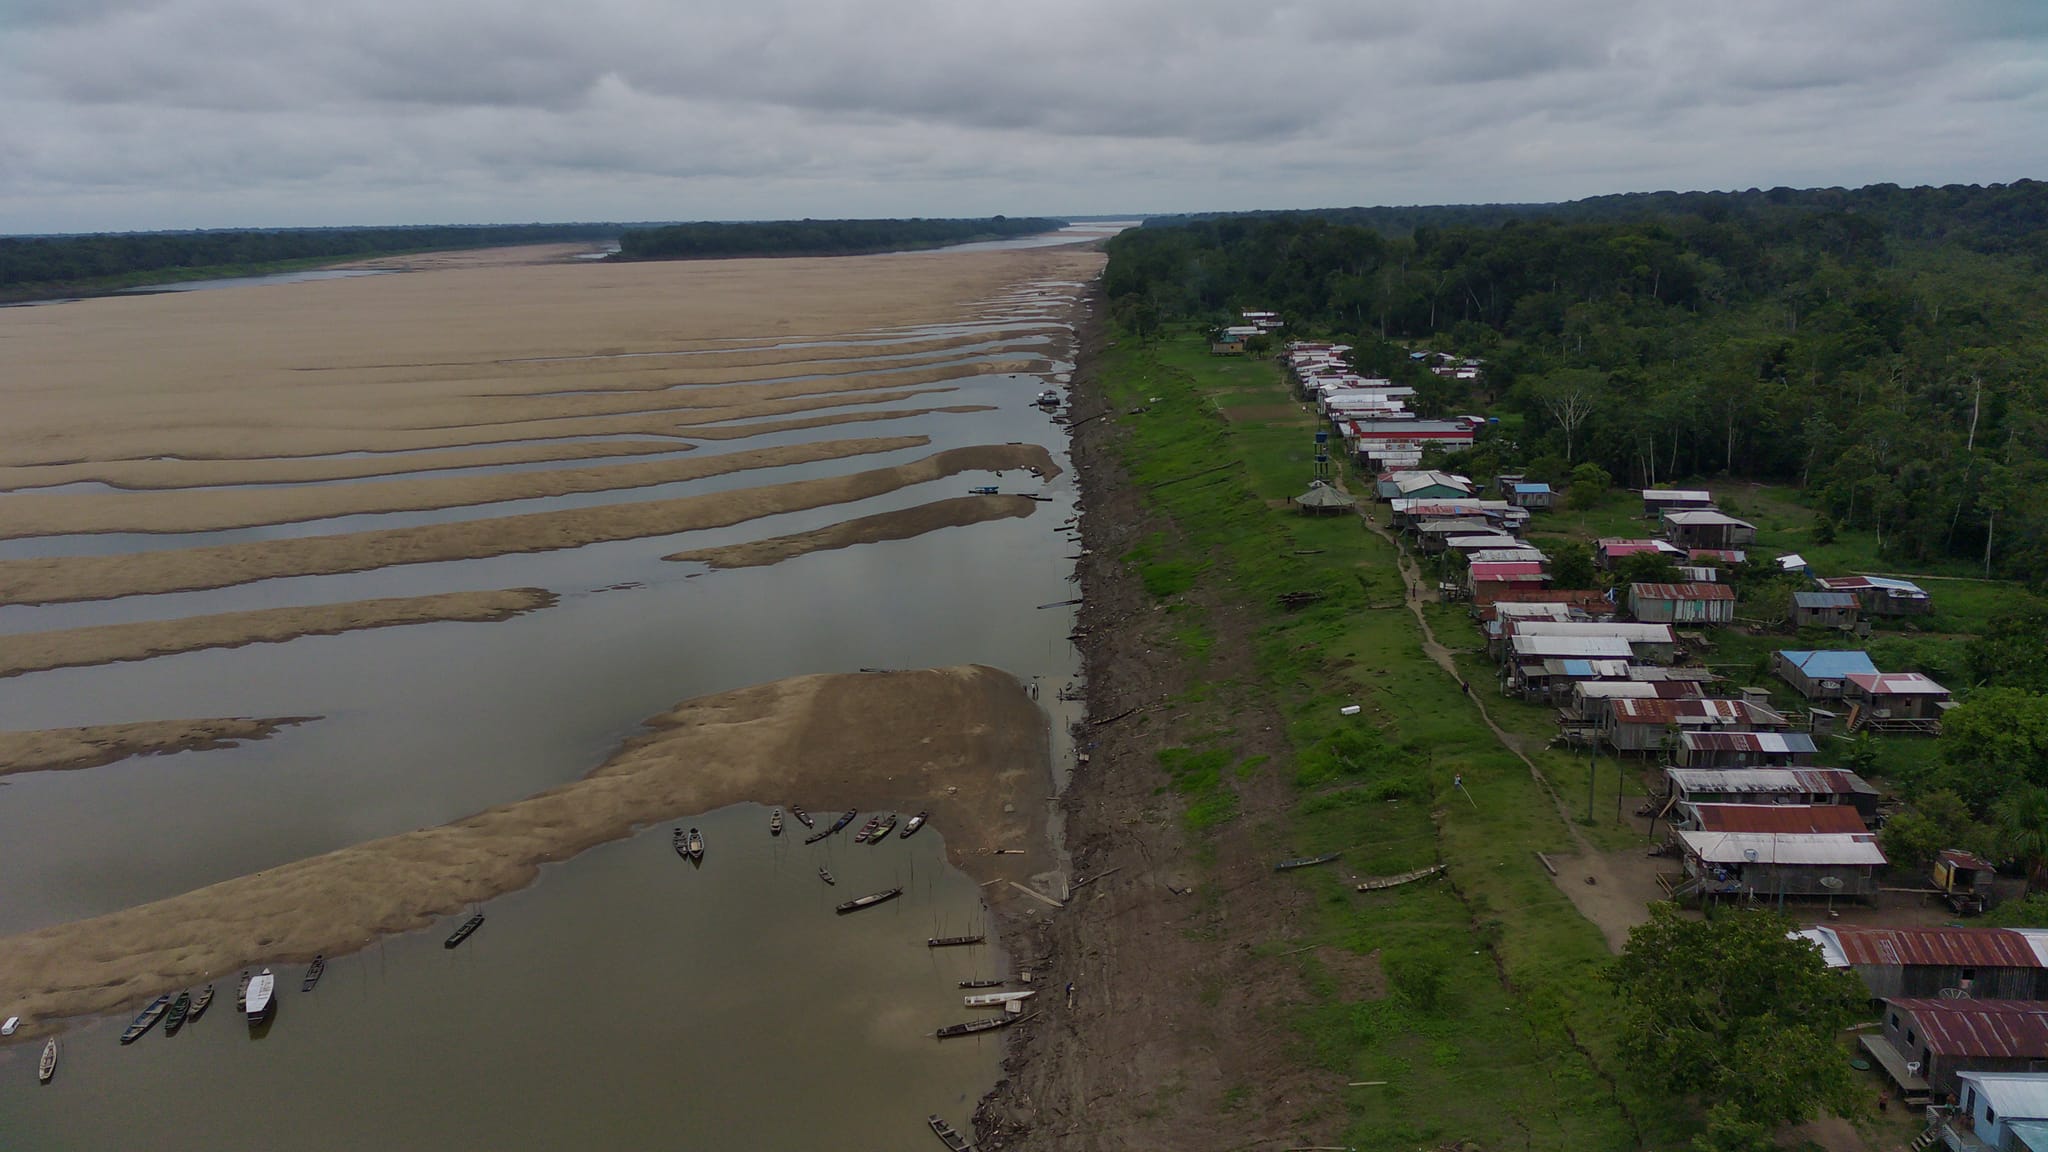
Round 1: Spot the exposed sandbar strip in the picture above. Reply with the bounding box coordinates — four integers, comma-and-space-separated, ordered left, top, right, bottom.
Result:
668, 495, 1037, 569
0, 589, 556, 679
0, 440, 691, 495
0, 717, 315, 778
678, 403, 992, 440
0, 443, 1060, 605
0, 666, 1047, 1028
0, 435, 930, 538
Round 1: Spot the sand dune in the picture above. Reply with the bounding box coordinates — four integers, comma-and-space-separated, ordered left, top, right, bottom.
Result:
669, 495, 1038, 569
0, 589, 556, 679
0, 442, 1059, 605
0, 717, 315, 778
0, 440, 692, 494
0, 666, 1047, 1029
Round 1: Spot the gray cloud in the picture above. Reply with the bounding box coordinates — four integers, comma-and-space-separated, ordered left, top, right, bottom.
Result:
0, 0, 2043, 231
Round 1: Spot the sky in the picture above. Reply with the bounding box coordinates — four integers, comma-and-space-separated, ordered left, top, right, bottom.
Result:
2, 0, 2046, 234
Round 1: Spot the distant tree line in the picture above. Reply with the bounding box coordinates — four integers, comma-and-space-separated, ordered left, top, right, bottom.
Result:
614, 216, 1064, 260
0, 223, 629, 293
1103, 181, 2048, 584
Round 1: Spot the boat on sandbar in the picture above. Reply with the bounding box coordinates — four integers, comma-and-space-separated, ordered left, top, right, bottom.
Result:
790, 805, 815, 829
39, 1039, 57, 1085
1, 1016, 17, 1037
901, 811, 929, 838
869, 813, 898, 841
189, 985, 215, 1023
243, 971, 275, 1025
835, 887, 902, 914
301, 956, 326, 993
770, 809, 783, 836
444, 913, 485, 949
120, 995, 172, 1044
163, 992, 192, 1035
928, 1113, 973, 1151
852, 815, 883, 844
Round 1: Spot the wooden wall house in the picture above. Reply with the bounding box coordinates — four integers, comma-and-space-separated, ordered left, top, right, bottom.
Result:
1792, 591, 1860, 630
1844, 672, 1952, 734
1773, 649, 1880, 700
1660, 510, 1759, 550
1628, 582, 1737, 625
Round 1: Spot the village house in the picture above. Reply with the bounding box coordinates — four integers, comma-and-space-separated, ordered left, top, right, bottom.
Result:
1468, 561, 1549, 604
1594, 537, 1686, 571
1845, 672, 1953, 734
1792, 590, 1861, 630
1568, 680, 1710, 724
1800, 926, 2048, 1004
1377, 470, 1473, 501
1628, 582, 1737, 625
1506, 482, 1554, 510
1674, 802, 1867, 835
1871, 999, 2048, 1106
1774, 649, 1881, 700
1675, 830, 1884, 904
1504, 635, 1633, 698
1939, 1071, 2048, 1150
1642, 489, 1716, 516
1343, 419, 1477, 465
1516, 658, 1635, 702
1674, 730, 1820, 769
1816, 574, 1935, 617
1604, 697, 1787, 755
1506, 620, 1678, 664
1464, 545, 1548, 565
1664, 767, 1877, 820
1470, 590, 1615, 619
1660, 509, 1759, 550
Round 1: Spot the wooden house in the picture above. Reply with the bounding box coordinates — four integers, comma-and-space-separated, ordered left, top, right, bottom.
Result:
1642, 489, 1714, 516
1628, 582, 1736, 625
1469, 562, 1549, 605
1506, 482, 1554, 510
1660, 510, 1758, 550
1664, 767, 1879, 819
1947, 1073, 2048, 1148
1675, 830, 1883, 903
1594, 538, 1685, 572
1604, 698, 1787, 754
1871, 1000, 2048, 1104
1844, 672, 1952, 733
1815, 575, 1934, 617
1799, 926, 2048, 1003
1675, 802, 1867, 835
1773, 649, 1879, 700
1507, 620, 1676, 664
1675, 730, 1819, 769
1792, 591, 1860, 630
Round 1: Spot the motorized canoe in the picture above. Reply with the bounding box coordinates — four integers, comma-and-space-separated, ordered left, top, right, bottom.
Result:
685, 828, 705, 861
900, 811, 930, 839
963, 990, 1037, 1008
852, 816, 883, 844
672, 827, 690, 858
928, 935, 984, 948
444, 913, 485, 949
869, 813, 898, 841
928, 1113, 973, 1151
959, 979, 1005, 989
243, 971, 275, 1025
826, 809, 858, 835
935, 1013, 1028, 1039
1, 1016, 17, 1037
835, 887, 902, 914
188, 985, 215, 1023
301, 956, 326, 993
818, 868, 835, 885
163, 992, 191, 1035
770, 809, 783, 836
790, 804, 815, 828
38, 1039, 57, 1085
120, 995, 172, 1044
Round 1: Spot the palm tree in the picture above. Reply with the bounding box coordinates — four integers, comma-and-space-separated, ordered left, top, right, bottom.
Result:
1995, 786, 2048, 894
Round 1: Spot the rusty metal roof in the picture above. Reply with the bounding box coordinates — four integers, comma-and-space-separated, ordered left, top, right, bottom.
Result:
1665, 767, 1873, 795
1690, 804, 1868, 834
1888, 1000, 2048, 1057
1629, 582, 1738, 601
1677, 731, 1816, 754
1610, 698, 1752, 725
1833, 927, 2047, 969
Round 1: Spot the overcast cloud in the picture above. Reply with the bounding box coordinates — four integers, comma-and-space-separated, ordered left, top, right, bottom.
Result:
2, 0, 2044, 232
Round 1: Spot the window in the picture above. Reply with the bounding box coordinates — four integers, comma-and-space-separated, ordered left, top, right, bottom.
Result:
1963, 968, 1977, 981
1889, 1013, 1899, 1029
1907, 1030, 1916, 1046
1987, 1106, 1997, 1124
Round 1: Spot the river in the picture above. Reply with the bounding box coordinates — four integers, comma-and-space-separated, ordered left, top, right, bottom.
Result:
0, 237, 1113, 1147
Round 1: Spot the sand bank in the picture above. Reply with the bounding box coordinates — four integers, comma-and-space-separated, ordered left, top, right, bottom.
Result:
0, 247, 1101, 469
668, 495, 1037, 569
0, 435, 931, 538
0, 443, 1059, 605
0, 589, 555, 679
0, 665, 1048, 1029
0, 717, 314, 778
0, 440, 691, 494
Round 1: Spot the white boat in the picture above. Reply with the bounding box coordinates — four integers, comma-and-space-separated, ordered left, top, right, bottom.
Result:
1, 1016, 17, 1036
244, 969, 275, 1023
963, 990, 1037, 1008
39, 1039, 57, 1084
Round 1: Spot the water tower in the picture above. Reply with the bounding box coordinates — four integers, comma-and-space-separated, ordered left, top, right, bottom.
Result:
1314, 428, 1330, 481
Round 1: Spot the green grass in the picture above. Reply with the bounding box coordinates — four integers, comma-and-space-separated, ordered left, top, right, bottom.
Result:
1096, 330, 1682, 1149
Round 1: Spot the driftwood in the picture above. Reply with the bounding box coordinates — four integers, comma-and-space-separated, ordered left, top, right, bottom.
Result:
1354, 864, 1447, 892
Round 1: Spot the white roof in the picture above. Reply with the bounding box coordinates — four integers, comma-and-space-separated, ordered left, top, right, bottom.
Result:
1958, 1072, 2048, 1122
1644, 489, 1713, 502
1446, 534, 1522, 549
1511, 636, 1633, 658
1574, 682, 1661, 699
1664, 510, 1756, 528
1777, 553, 1808, 569
1510, 621, 1676, 643
1791, 927, 1848, 967
1679, 831, 1886, 866
1470, 549, 1548, 564
1493, 602, 1575, 620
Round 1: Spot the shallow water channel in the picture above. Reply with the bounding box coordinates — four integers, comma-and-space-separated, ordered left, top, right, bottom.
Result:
0, 272, 1096, 1146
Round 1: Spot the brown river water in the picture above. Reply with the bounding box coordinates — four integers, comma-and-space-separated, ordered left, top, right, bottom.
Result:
0, 230, 1121, 1148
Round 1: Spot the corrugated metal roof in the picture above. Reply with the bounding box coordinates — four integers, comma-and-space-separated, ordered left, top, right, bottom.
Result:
1575, 682, 1660, 699
1630, 582, 1738, 601
1545, 659, 1632, 677
1679, 831, 1885, 866
1471, 562, 1545, 578
1816, 575, 1932, 598
1689, 549, 1747, 562
1511, 621, 1676, 642
1493, 602, 1575, 620
1959, 1072, 2048, 1121
1888, 1001, 2048, 1058
1643, 489, 1713, 502
1794, 591, 1858, 608
1779, 649, 1880, 679
1666, 767, 1870, 795
1611, 698, 1773, 726
1827, 927, 2046, 969
1691, 804, 1867, 834
1511, 636, 1634, 658
1512, 482, 1552, 493
1846, 672, 1950, 695
1664, 510, 1757, 528
1677, 731, 1817, 754
1470, 548, 1548, 564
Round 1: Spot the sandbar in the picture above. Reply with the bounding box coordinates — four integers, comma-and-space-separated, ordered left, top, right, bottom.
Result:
0, 717, 314, 778
0, 440, 692, 494
0, 435, 931, 538
0, 442, 1060, 605
0, 665, 1047, 1028
0, 589, 556, 679
668, 495, 1038, 569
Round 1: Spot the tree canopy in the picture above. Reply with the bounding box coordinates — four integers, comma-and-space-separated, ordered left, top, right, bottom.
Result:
614, 216, 1062, 261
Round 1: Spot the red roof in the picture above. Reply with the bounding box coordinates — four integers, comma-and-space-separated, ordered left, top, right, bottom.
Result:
1610, 698, 1759, 725
1472, 590, 1613, 616
1690, 804, 1867, 834
1831, 927, 2046, 969
1630, 583, 1737, 601
1886, 1000, 2048, 1058
1471, 562, 1544, 578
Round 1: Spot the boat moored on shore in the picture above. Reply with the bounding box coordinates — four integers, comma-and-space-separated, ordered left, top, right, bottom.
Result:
901, 811, 929, 838
39, 1039, 57, 1085
835, 887, 902, 914
243, 971, 275, 1025
120, 995, 172, 1045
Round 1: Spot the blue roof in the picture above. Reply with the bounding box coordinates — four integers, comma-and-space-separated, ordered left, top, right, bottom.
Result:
1560, 660, 1597, 676
1512, 483, 1552, 494
1778, 650, 1878, 678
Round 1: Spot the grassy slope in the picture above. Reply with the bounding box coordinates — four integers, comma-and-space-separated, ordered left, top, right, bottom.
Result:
1095, 330, 1685, 1150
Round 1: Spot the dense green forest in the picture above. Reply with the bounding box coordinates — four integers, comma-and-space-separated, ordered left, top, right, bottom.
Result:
0, 223, 629, 296
614, 216, 1063, 260
1104, 182, 2048, 584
